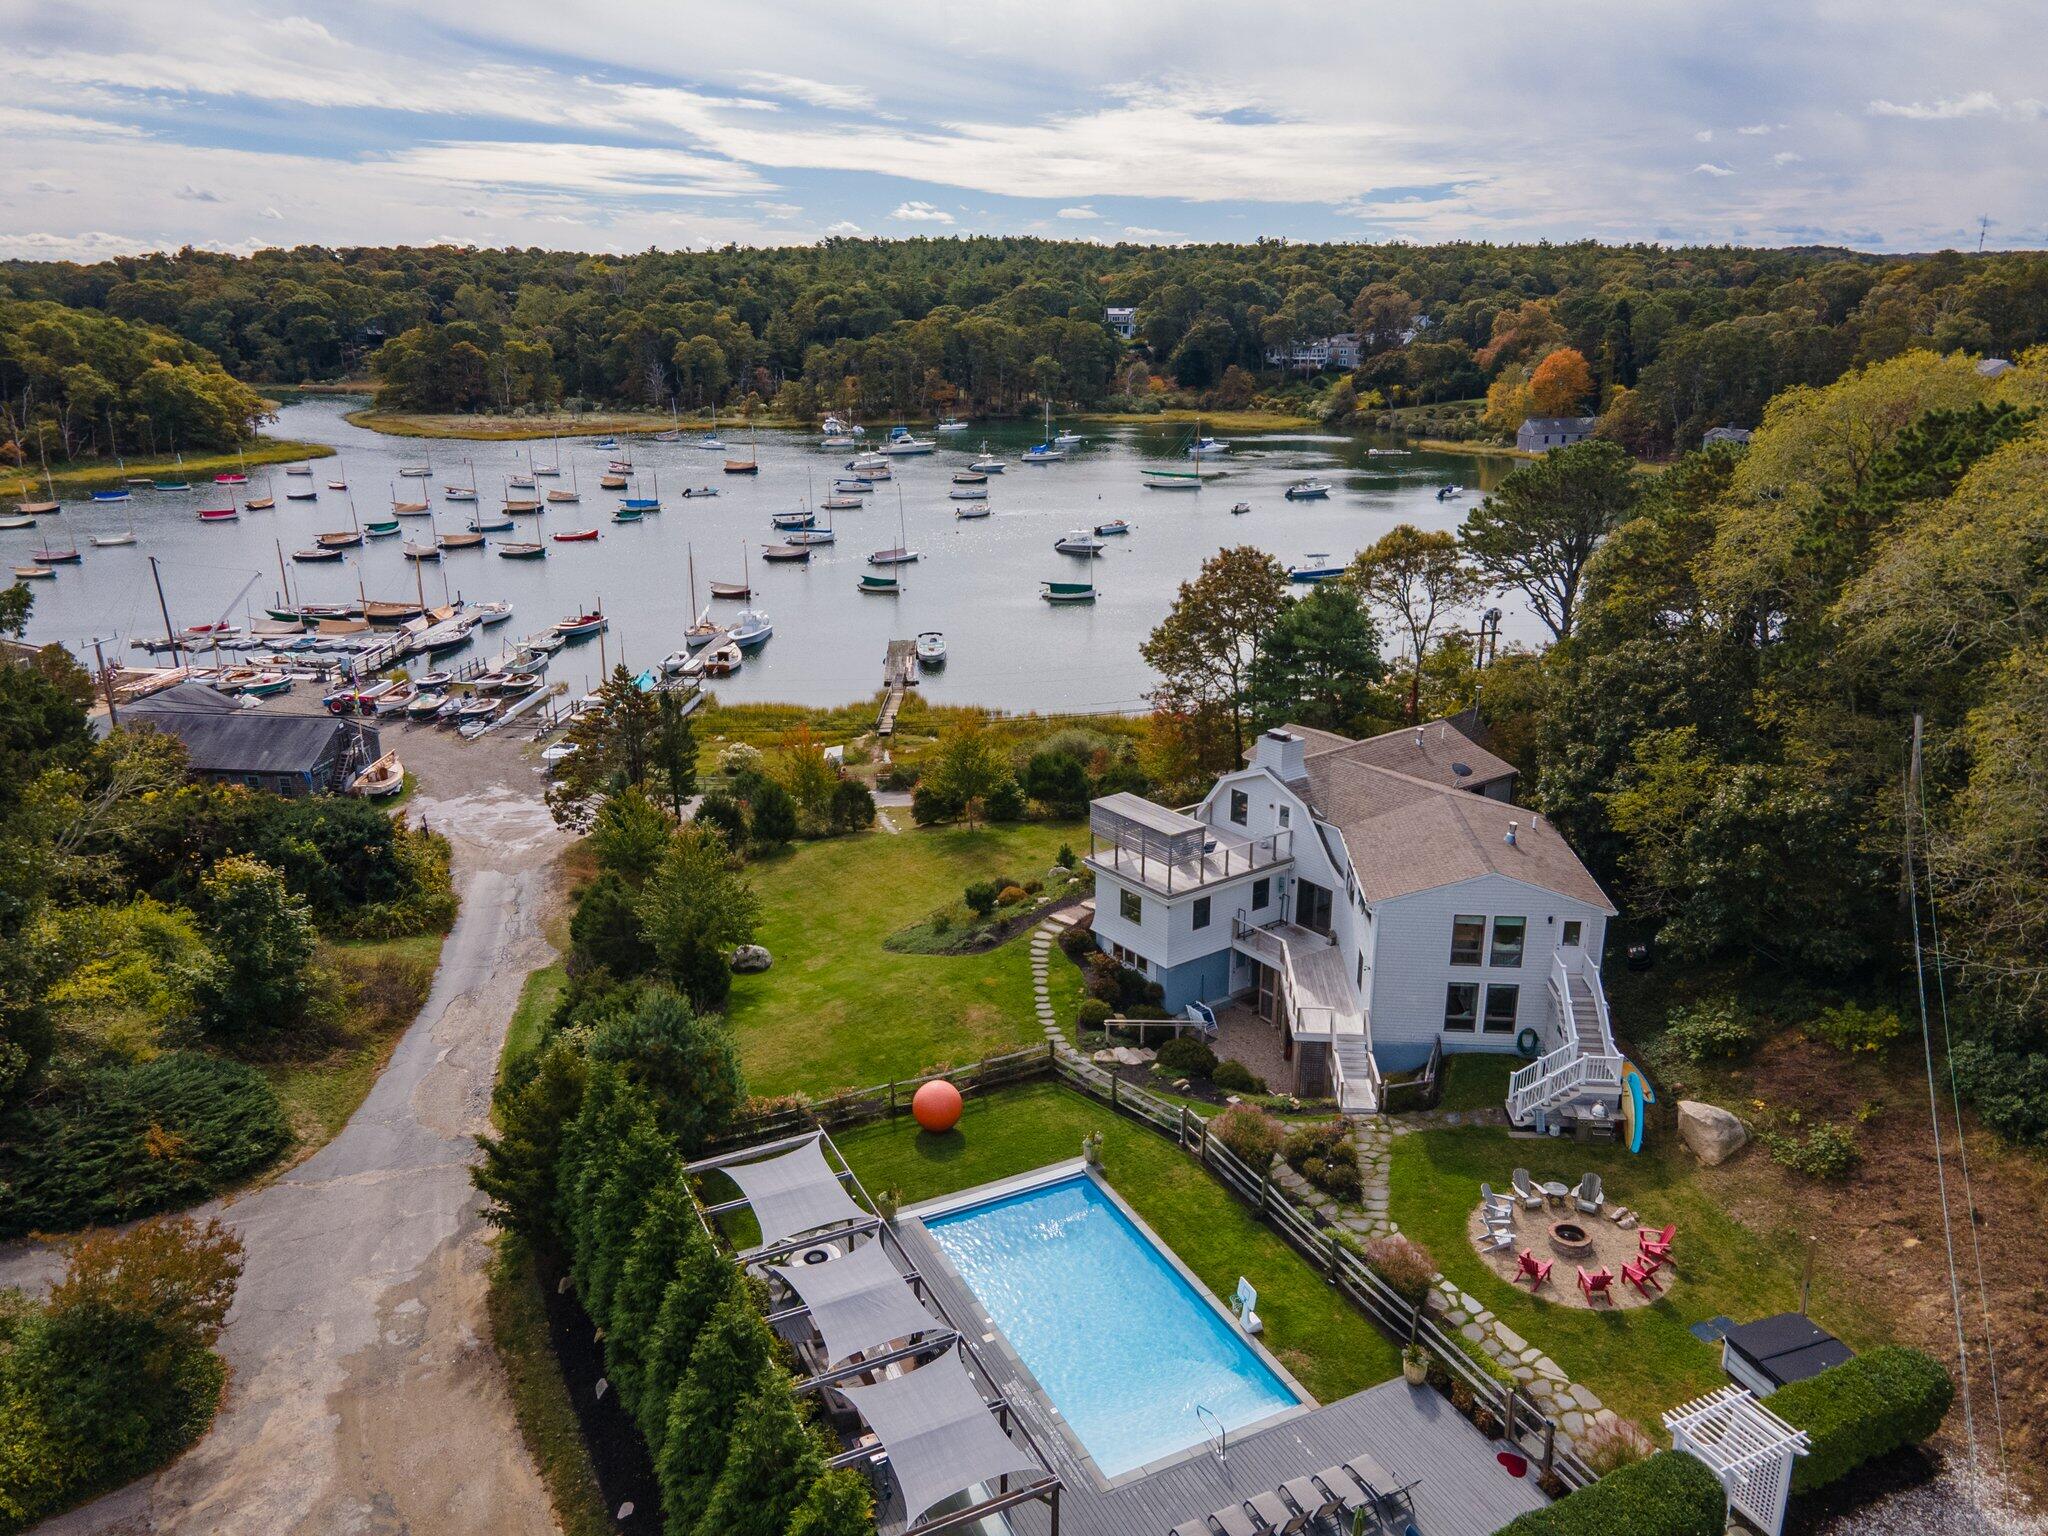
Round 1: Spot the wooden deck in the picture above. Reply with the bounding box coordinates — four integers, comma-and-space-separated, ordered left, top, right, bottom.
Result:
878, 639, 916, 737
884, 1217, 1551, 1536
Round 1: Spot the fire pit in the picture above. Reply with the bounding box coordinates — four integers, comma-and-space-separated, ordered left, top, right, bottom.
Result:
1548, 1220, 1594, 1259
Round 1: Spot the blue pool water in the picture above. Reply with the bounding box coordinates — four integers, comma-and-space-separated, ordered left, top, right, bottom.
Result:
924, 1174, 1300, 1478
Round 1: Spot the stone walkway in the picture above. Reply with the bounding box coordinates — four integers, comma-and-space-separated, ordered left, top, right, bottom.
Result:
1027, 901, 1092, 1046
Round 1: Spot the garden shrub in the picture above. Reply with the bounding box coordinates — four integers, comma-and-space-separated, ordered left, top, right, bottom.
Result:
1284, 1121, 1359, 1200
1076, 999, 1112, 1031
1155, 1036, 1217, 1077
0, 1053, 291, 1238
1209, 1103, 1283, 1167
1363, 1234, 1435, 1305
1212, 1059, 1265, 1093
1759, 1120, 1861, 1181
963, 881, 1000, 917
996, 885, 1028, 907
984, 777, 1025, 823
1055, 843, 1076, 870
1056, 924, 1094, 960
826, 778, 874, 834
910, 784, 962, 826
1577, 1416, 1656, 1475
1769, 1346, 1953, 1493
876, 761, 920, 792
1951, 1035, 2048, 1145
1494, 1451, 1724, 1536
1806, 1000, 1903, 1055
1663, 998, 1752, 1063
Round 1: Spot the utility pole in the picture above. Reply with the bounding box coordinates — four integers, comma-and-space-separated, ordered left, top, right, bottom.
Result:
91, 637, 118, 727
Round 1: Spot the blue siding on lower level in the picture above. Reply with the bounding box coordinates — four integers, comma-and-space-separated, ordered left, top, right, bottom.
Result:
1152, 948, 1235, 1013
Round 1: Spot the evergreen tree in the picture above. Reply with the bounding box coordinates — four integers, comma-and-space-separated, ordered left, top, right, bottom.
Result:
657, 1292, 776, 1525
636, 1237, 742, 1461
604, 1177, 704, 1418
586, 987, 746, 1153
691, 1374, 823, 1536
748, 779, 799, 848
569, 1109, 677, 1328
474, 1037, 589, 1245
786, 1467, 877, 1536
1247, 583, 1384, 735
569, 871, 657, 978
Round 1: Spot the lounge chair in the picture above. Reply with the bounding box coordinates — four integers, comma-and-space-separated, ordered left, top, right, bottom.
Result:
1573, 1172, 1603, 1215
1347, 1452, 1421, 1520
1622, 1258, 1664, 1297
1246, 1489, 1305, 1534
1511, 1167, 1546, 1209
1479, 1182, 1515, 1216
1170, 1522, 1210, 1536
1478, 1222, 1515, 1252
1312, 1465, 1371, 1516
1577, 1265, 1616, 1306
1279, 1476, 1337, 1525
1207, 1501, 1265, 1536
1513, 1248, 1554, 1290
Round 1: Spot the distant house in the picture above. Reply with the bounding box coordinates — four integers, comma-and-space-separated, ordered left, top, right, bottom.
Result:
1516, 416, 1596, 453
1976, 357, 2014, 378
119, 681, 378, 796
1104, 306, 1138, 340
1264, 333, 1363, 373
1085, 721, 1619, 1126
1701, 425, 1753, 448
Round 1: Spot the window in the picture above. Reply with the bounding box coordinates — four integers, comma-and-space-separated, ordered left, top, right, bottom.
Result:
1483, 984, 1520, 1033
1193, 896, 1211, 931
1119, 889, 1143, 925
1297, 880, 1333, 936
1444, 983, 1478, 1033
1277, 806, 1290, 828
1490, 916, 1527, 968
1109, 941, 1148, 974
1450, 915, 1485, 966
1562, 920, 1582, 947
1228, 788, 1248, 825
1252, 876, 1270, 910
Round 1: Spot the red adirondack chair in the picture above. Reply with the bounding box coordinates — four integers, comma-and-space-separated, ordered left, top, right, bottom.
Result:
1639, 1223, 1676, 1261
1577, 1265, 1616, 1306
1514, 1248, 1554, 1290
1621, 1258, 1664, 1297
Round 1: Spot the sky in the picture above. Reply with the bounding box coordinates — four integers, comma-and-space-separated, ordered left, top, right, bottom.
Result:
2, 0, 2043, 260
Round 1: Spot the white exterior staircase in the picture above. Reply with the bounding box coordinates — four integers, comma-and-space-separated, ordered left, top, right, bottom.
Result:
1507, 950, 1623, 1128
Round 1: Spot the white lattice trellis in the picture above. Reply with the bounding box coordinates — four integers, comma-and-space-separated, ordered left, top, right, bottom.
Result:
1663, 1385, 1811, 1536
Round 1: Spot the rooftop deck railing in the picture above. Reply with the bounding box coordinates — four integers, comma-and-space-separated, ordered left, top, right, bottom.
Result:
709, 1040, 1596, 1494
1086, 806, 1292, 896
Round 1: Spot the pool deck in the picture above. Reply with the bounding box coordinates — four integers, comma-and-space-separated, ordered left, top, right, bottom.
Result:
886, 1214, 1552, 1536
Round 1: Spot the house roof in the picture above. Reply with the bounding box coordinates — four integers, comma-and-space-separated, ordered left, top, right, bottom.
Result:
1292, 747, 1613, 910
1722, 1313, 1854, 1389
124, 705, 357, 776
123, 678, 245, 714
1518, 416, 1597, 435
1278, 717, 1518, 794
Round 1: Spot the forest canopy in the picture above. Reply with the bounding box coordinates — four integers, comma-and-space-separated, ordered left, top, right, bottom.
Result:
4, 239, 2045, 448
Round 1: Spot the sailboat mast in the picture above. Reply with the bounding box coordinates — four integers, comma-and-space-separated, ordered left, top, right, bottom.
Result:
148, 555, 178, 657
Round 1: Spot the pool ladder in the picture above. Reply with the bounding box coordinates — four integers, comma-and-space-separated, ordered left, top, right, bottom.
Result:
1196, 1404, 1226, 1463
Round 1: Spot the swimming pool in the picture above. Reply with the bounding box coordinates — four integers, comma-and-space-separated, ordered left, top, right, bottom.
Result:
922, 1171, 1302, 1479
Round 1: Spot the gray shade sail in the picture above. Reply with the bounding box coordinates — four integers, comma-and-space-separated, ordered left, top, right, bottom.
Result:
771, 1240, 945, 1366
720, 1134, 868, 1251
835, 1351, 1046, 1526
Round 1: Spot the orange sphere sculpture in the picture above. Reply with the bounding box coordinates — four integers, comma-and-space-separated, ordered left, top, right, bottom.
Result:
912, 1079, 963, 1133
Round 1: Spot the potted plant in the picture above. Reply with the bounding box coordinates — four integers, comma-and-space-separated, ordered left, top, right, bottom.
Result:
1401, 1344, 1429, 1387
1081, 1130, 1104, 1168
874, 1188, 901, 1225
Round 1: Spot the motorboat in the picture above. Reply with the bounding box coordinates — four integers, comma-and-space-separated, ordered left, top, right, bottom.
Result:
555, 609, 609, 638
416, 670, 455, 689
1094, 519, 1131, 536
935, 418, 969, 433
970, 444, 1006, 473
406, 691, 446, 720
473, 601, 514, 626
1231, 501, 1252, 514
1436, 484, 1465, 501
1053, 428, 1084, 447
951, 471, 987, 485
1288, 555, 1345, 583
729, 609, 773, 650
1054, 529, 1105, 556
1285, 479, 1333, 501
1187, 435, 1229, 458
948, 485, 988, 500
954, 503, 991, 520
880, 426, 935, 455
846, 453, 889, 474
916, 631, 947, 665
700, 639, 743, 675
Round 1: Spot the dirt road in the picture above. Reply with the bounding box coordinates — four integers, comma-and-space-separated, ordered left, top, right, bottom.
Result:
5, 725, 568, 1536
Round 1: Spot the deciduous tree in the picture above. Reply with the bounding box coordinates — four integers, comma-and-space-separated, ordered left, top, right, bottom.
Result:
1345, 526, 1482, 721
1140, 546, 1289, 768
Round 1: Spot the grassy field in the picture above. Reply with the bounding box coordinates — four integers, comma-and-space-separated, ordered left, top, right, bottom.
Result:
1386, 1124, 1882, 1431
1435, 1052, 1519, 1113
834, 1081, 1402, 1402
9, 439, 334, 497
500, 961, 568, 1086
263, 931, 444, 1149
724, 822, 1083, 1096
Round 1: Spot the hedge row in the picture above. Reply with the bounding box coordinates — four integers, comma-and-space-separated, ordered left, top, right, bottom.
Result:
1496, 1451, 1724, 1536
1769, 1345, 1953, 1493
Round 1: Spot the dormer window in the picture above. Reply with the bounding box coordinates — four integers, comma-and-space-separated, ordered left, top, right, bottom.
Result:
1228, 788, 1248, 825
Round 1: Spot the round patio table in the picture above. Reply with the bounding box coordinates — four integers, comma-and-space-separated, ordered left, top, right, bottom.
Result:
1541, 1181, 1570, 1209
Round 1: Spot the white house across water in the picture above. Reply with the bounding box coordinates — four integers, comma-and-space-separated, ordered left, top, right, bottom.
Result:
1084, 720, 1627, 1128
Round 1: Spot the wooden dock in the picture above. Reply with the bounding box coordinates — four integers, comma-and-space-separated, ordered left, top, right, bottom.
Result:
878, 639, 916, 737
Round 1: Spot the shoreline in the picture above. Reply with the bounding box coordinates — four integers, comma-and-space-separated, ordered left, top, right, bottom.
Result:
8, 439, 334, 497
335, 403, 1329, 441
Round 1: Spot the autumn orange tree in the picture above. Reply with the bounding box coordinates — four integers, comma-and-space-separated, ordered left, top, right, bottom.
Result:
1529, 346, 1596, 416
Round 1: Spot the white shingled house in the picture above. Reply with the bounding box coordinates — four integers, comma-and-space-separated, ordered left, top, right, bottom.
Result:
1084, 721, 1623, 1127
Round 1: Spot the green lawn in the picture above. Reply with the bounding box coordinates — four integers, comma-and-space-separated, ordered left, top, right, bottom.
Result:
1435, 1052, 1519, 1113
834, 1082, 1401, 1403
725, 822, 1082, 1095
1387, 1125, 1881, 1430
500, 961, 568, 1086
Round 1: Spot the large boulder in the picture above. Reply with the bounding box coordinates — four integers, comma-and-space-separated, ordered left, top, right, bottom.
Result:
1677, 1100, 1748, 1166
730, 944, 773, 973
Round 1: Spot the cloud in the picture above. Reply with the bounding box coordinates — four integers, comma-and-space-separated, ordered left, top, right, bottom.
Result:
0, 105, 146, 138
1056, 205, 1098, 219
890, 199, 954, 223
737, 72, 875, 112
25, 179, 69, 195
176, 184, 224, 202
380, 142, 770, 199
1121, 225, 1186, 241
1869, 92, 2045, 120
752, 200, 804, 218
1736, 123, 1776, 136
1772, 151, 1803, 166
260, 205, 284, 219
824, 220, 862, 235
1694, 129, 1714, 143
1693, 162, 1735, 177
